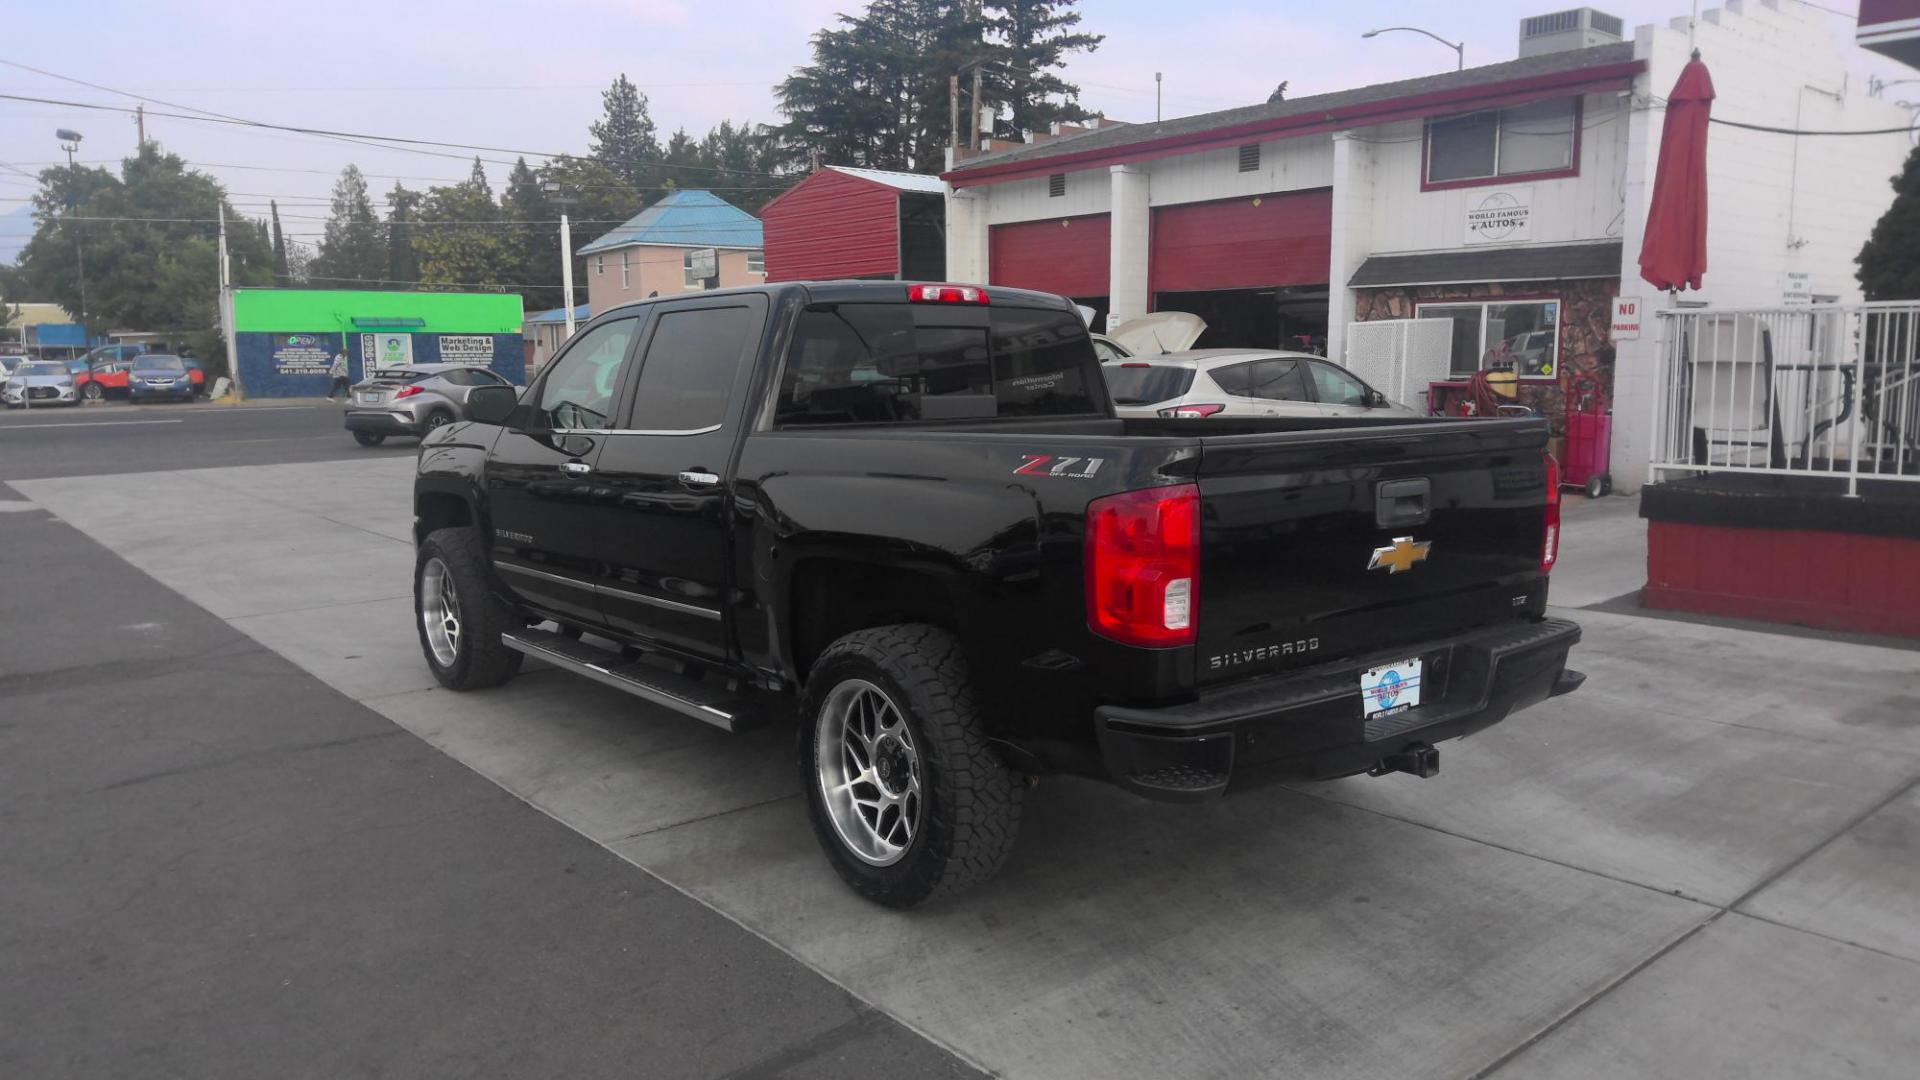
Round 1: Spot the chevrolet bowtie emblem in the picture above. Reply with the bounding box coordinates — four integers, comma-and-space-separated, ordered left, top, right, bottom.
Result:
1368, 536, 1432, 574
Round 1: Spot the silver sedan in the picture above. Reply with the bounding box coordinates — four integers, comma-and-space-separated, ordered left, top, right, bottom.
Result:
343, 364, 518, 446
1102, 350, 1421, 420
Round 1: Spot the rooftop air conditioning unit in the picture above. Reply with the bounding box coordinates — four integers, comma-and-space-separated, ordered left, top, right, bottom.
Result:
1519, 8, 1624, 57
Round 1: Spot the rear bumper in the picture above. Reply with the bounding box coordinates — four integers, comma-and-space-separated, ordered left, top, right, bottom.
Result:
344, 409, 425, 436
1095, 618, 1582, 802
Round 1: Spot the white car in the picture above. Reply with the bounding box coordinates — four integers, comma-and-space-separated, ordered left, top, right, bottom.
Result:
3, 359, 81, 408
1103, 350, 1421, 419
1081, 311, 1208, 362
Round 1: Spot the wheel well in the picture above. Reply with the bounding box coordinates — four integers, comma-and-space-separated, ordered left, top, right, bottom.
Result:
414, 491, 473, 546
789, 559, 957, 679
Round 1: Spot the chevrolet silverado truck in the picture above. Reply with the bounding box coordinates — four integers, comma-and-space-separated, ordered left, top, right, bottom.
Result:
411, 281, 1583, 907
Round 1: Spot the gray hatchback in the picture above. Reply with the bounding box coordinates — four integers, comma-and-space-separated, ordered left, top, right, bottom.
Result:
343, 364, 517, 446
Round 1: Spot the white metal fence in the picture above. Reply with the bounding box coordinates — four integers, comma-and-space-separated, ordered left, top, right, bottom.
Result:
1650, 302, 1920, 493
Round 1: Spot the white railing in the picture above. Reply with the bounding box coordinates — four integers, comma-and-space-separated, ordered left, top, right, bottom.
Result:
1650, 302, 1920, 494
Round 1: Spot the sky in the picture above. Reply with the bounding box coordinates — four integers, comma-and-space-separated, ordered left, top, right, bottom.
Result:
0, 0, 1887, 258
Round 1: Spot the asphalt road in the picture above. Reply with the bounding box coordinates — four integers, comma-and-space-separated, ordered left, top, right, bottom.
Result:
0, 399, 411, 481
0, 407, 980, 1079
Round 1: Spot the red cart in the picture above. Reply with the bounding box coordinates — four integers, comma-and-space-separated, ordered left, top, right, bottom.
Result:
1563, 374, 1612, 497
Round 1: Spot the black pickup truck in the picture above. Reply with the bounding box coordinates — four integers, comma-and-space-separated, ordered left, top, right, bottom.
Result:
412, 281, 1582, 907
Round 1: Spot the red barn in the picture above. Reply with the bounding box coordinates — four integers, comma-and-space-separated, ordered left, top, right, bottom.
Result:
760, 166, 947, 282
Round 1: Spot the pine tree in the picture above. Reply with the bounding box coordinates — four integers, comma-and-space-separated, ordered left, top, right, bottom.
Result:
986, 0, 1102, 137
590, 74, 661, 189
270, 200, 290, 283
311, 165, 386, 287
385, 183, 421, 285
1857, 144, 1920, 300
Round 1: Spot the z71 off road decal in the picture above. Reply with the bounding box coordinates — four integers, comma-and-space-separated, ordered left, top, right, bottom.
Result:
1014, 454, 1105, 479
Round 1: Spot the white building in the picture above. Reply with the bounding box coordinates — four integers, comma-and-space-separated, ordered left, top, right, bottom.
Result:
944, 2, 1913, 491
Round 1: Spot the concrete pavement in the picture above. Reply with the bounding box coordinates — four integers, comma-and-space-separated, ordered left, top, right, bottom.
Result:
14, 456, 1918, 1079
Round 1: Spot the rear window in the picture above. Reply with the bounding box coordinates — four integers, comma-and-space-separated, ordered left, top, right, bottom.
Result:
1102, 364, 1195, 406
776, 303, 1100, 426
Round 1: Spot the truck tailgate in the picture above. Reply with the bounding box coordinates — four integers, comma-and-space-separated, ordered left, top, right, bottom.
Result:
1193, 418, 1550, 687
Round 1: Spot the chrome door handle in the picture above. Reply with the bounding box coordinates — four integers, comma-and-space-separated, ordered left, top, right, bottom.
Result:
561, 461, 593, 477
678, 470, 720, 487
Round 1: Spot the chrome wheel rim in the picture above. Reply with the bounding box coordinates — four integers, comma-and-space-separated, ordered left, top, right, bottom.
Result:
420, 557, 462, 667
427, 412, 449, 429
816, 678, 922, 866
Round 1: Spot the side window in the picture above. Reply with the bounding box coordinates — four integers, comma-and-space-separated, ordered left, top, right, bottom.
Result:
1310, 362, 1371, 408
1247, 359, 1310, 401
535, 318, 638, 430
1090, 338, 1124, 362
627, 305, 755, 431
439, 369, 473, 386
1209, 362, 1255, 396
470, 369, 508, 386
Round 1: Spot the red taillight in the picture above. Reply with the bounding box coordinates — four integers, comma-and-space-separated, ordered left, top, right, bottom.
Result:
908, 283, 990, 305
1086, 484, 1200, 648
1157, 403, 1225, 419
1541, 453, 1562, 573
394, 385, 424, 399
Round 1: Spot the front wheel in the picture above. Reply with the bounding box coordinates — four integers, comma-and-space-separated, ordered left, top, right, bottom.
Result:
352, 430, 386, 447
415, 526, 524, 690
800, 624, 1023, 908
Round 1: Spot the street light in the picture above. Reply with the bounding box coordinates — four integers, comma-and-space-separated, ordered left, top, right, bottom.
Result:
542, 179, 579, 340
1362, 26, 1465, 71
56, 129, 89, 350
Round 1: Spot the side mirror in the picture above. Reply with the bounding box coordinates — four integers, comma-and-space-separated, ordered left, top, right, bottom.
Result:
467, 384, 518, 425
1368, 390, 1389, 409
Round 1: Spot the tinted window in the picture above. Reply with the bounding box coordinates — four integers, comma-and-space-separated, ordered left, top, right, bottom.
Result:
1103, 364, 1195, 405
1209, 362, 1255, 396
469, 368, 508, 385
628, 306, 755, 431
1310, 362, 1371, 407
535, 318, 637, 430
1245, 359, 1310, 401
439, 369, 473, 386
777, 303, 1099, 426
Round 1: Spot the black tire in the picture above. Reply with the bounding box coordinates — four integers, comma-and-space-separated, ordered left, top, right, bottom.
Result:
415, 526, 524, 691
1585, 475, 1606, 499
424, 409, 455, 433
800, 624, 1022, 908
81, 382, 103, 401
352, 430, 386, 447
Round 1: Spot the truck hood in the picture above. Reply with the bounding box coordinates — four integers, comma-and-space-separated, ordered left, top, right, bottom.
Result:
1108, 313, 1206, 356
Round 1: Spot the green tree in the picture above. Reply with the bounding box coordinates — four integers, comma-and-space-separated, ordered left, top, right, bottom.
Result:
986, 0, 1102, 137
310, 165, 386, 287
501, 157, 561, 310
14, 143, 272, 337
415, 158, 508, 287
700, 120, 786, 212
270, 200, 290, 283
1857, 143, 1920, 300
385, 182, 422, 285
590, 74, 661, 189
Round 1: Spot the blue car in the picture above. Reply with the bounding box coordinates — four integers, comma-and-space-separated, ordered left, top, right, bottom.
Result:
127, 354, 199, 403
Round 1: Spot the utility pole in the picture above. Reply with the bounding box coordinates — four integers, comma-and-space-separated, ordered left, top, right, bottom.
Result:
56, 130, 89, 350
543, 180, 579, 340
950, 74, 961, 151
1155, 73, 1163, 122
218, 203, 245, 400
134, 103, 146, 148
971, 65, 984, 149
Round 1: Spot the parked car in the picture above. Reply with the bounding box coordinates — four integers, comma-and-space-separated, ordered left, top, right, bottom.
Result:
1104, 350, 1420, 419
127, 354, 198, 403
344, 363, 518, 446
0, 355, 21, 394
75, 344, 153, 401
3, 360, 82, 407
1082, 312, 1207, 362
409, 280, 1581, 907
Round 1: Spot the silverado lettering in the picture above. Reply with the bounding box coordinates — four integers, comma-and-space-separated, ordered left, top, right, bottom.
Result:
1209, 638, 1322, 669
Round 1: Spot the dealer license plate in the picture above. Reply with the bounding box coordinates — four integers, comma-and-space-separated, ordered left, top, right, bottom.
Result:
1360, 658, 1423, 718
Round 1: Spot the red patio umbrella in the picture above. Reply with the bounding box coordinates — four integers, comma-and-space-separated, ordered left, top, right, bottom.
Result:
1640, 52, 1715, 291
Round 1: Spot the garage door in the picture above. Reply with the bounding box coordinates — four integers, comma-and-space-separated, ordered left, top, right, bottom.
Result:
1150, 190, 1332, 294
989, 214, 1110, 298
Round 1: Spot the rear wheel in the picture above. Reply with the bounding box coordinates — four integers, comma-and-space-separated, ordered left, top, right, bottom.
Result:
424, 409, 455, 434
415, 526, 523, 690
352, 430, 386, 447
1585, 475, 1606, 499
800, 624, 1022, 908
81, 382, 103, 402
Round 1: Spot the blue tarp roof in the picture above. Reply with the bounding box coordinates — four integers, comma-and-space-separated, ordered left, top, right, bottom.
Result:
578, 189, 763, 255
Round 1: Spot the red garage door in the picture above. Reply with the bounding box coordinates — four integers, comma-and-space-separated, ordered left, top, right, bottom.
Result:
1150, 189, 1332, 294
989, 214, 1110, 297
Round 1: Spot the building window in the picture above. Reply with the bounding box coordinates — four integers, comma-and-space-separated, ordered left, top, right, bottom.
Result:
620, 253, 630, 290
1425, 99, 1577, 187
748, 251, 765, 275
683, 249, 700, 288
1237, 144, 1260, 172
596, 255, 605, 276
1048, 173, 1066, 197
1416, 298, 1560, 377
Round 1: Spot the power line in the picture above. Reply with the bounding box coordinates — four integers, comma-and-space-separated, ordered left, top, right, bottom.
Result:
1710, 116, 1914, 136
